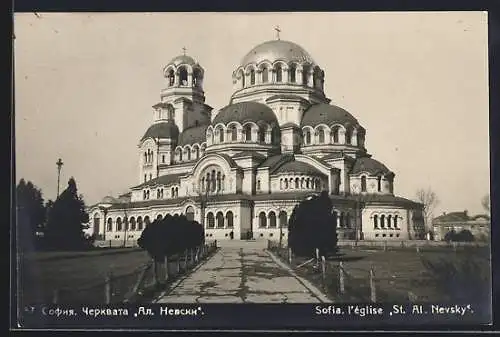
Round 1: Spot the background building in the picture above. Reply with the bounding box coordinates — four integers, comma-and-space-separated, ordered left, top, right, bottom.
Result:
88, 35, 425, 245
432, 211, 490, 241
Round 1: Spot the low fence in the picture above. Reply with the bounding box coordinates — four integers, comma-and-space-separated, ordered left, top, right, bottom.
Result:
51, 241, 218, 304
266, 240, 478, 302
94, 240, 140, 249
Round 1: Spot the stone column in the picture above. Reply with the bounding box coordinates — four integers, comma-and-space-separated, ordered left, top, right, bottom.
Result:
307, 70, 314, 87
187, 72, 193, 87
296, 66, 303, 85
283, 66, 289, 83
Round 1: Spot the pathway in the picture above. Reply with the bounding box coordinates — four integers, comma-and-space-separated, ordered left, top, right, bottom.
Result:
154, 241, 328, 303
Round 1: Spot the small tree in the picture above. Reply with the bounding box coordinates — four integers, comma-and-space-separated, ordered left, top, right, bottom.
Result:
416, 188, 439, 232
481, 194, 490, 215
288, 191, 338, 258
16, 179, 47, 252
444, 230, 456, 242
456, 229, 475, 242
44, 177, 90, 251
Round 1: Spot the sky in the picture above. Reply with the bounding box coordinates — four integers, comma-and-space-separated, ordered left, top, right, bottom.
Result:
14, 12, 490, 217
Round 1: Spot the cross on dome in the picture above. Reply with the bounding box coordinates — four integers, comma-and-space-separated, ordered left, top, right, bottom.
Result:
182, 46, 187, 55
274, 26, 281, 40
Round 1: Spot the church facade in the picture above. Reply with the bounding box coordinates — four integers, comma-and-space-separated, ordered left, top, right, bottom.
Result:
88, 36, 425, 245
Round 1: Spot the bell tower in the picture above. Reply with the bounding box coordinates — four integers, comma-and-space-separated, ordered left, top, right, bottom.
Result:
160, 49, 212, 133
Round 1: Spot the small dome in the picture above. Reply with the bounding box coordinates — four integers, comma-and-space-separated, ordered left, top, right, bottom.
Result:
273, 161, 325, 176
141, 121, 180, 142
100, 196, 117, 205
301, 103, 358, 128
167, 54, 198, 67
212, 101, 278, 126
241, 40, 315, 67
351, 157, 391, 175
178, 124, 209, 146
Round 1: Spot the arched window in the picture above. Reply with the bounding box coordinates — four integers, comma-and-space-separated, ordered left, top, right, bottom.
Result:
257, 180, 261, 190
306, 178, 310, 189
332, 211, 338, 227
339, 213, 344, 228
178, 149, 183, 162
332, 127, 339, 143
250, 69, 255, 85
137, 217, 143, 230
116, 218, 122, 231
217, 172, 222, 191
361, 176, 367, 192
162, 155, 165, 163
387, 215, 392, 229
230, 126, 238, 141
377, 176, 382, 192
130, 217, 136, 231
275, 64, 282, 82
195, 147, 200, 159
244, 125, 252, 141
300, 177, 305, 188
167, 69, 175, 86
304, 130, 311, 145
239, 70, 245, 88
346, 214, 351, 228
175, 187, 179, 197
380, 215, 385, 228
143, 190, 146, 200
345, 128, 352, 145
179, 67, 188, 86
279, 211, 287, 227
186, 148, 191, 161
269, 211, 277, 228
259, 212, 267, 228
144, 152, 147, 163
394, 215, 398, 229
295, 177, 299, 189
216, 212, 224, 228
262, 67, 269, 83
302, 66, 309, 85
289, 64, 296, 83
374, 215, 378, 229
206, 212, 215, 228
186, 206, 195, 221
157, 189, 160, 199
219, 128, 224, 143
107, 218, 113, 232
144, 216, 151, 226
226, 211, 234, 228
149, 174, 152, 181
318, 128, 325, 143
259, 127, 266, 142
284, 179, 289, 189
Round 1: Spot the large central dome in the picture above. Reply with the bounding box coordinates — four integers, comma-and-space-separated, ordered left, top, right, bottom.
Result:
240, 40, 315, 66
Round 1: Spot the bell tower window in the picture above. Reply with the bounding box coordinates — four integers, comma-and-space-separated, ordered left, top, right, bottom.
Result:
262, 67, 269, 83
361, 176, 367, 192
179, 67, 188, 86
250, 69, 255, 85
275, 64, 282, 82
289, 64, 296, 83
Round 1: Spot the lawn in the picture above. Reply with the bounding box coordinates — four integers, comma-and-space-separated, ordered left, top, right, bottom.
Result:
271, 245, 491, 303
18, 249, 152, 305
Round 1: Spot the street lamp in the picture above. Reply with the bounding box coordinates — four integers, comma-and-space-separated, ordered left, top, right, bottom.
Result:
99, 196, 115, 243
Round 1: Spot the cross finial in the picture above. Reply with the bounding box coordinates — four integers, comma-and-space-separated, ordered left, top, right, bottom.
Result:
182, 47, 187, 56
274, 26, 281, 40
56, 158, 64, 168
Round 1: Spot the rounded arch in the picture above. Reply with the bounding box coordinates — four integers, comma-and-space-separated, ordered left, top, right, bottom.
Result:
279, 210, 287, 227
259, 211, 267, 228
107, 217, 113, 232
144, 215, 151, 226
129, 216, 136, 231
226, 211, 234, 228
206, 212, 215, 228
116, 217, 122, 231
185, 206, 195, 221
288, 62, 297, 83
216, 211, 224, 228
268, 211, 277, 228
137, 216, 143, 230
238, 69, 245, 88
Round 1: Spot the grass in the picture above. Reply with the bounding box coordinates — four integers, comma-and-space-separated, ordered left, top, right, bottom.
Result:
271, 245, 491, 303
18, 249, 152, 305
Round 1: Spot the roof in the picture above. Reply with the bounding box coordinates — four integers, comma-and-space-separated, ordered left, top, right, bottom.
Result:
141, 122, 180, 142
232, 151, 266, 160
432, 211, 490, 223
272, 160, 326, 176
258, 153, 294, 169
212, 101, 278, 126
132, 173, 184, 189
178, 124, 208, 146
351, 156, 391, 175
167, 54, 199, 67
240, 40, 315, 66
301, 103, 358, 128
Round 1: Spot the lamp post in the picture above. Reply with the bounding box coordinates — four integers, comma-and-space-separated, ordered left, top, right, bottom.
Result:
56, 158, 63, 199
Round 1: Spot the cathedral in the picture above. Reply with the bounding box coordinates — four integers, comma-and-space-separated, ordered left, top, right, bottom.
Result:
88, 33, 426, 245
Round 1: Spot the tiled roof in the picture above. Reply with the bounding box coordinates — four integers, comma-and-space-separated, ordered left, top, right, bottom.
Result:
178, 124, 208, 146
232, 151, 266, 160
212, 101, 278, 126
141, 121, 180, 142
266, 95, 310, 103
433, 211, 470, 223
301, 103, 359, 128
132, 173, 184, 189
272, 160, 326, 176
258, 153, 294, 169
351, 156, 391, 175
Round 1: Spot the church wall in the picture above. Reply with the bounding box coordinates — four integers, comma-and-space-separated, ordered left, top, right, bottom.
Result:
361, 206, 409, 240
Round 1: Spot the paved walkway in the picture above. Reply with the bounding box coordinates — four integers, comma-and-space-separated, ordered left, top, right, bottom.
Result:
155, 241, 326, 303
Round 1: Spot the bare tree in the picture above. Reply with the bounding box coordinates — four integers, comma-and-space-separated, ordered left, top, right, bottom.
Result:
194, 177, 220, 233
118, 193, 132, 248
481, 194, 490, 215
416, 188, 439, 231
